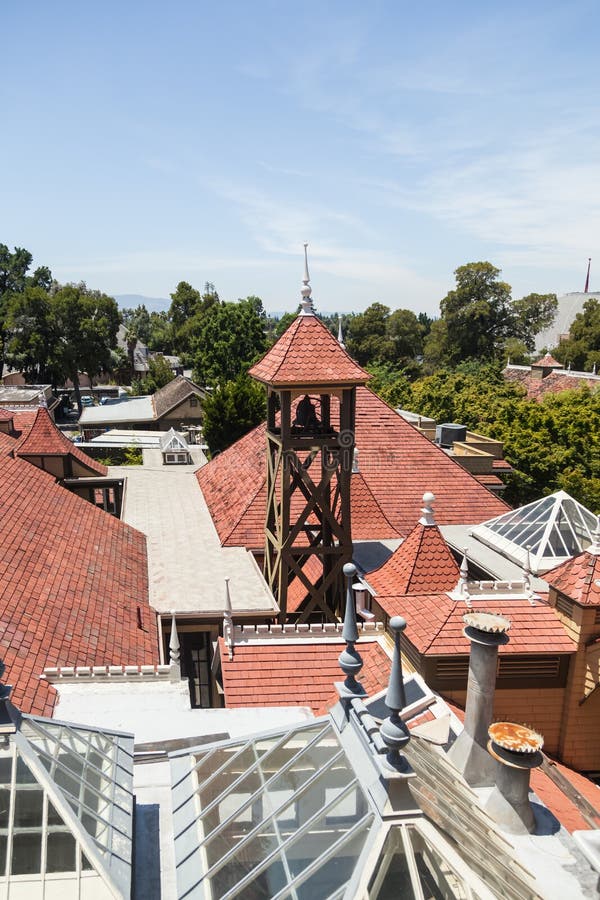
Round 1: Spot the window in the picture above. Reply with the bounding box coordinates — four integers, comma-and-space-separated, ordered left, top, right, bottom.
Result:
190, 397, 198, 407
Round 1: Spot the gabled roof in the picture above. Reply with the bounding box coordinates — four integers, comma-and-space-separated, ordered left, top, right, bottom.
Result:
160, 427, 188, 452
218, 633, 390, 714
471, 490, 597, 574
348, 473, 399, 539
197, 387, 508, 548
153, 375, 206, 419
381, 593, 575, 655
249, 315, 370, 386
532, 353, 562, 368
0, 454, 158, 716
15, 407, 107, 475
545, 534, 600, 606
369, 520, 459, 596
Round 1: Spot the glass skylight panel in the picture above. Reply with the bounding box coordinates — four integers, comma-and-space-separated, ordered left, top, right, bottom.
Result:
172, 720, 374, 900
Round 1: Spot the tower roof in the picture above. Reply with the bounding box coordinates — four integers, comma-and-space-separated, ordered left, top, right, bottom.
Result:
249, 315, 370, 387
368, 516, 460, 596
532, 353, 562, 368
545, 523, 600, 606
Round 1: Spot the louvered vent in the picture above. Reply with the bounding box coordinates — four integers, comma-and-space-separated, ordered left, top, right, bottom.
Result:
497, 656, 560, 679
555, 594, 574, 618
435, 657, 469, 680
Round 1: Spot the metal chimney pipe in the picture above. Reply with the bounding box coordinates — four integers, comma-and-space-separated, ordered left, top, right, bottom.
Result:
448, 611, 511, 787
485, 722, 544, 834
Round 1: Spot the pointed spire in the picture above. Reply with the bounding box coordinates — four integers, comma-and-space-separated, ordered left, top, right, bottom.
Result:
169, 610, 181, 681
419, 491, 436, 526
585, 257, 591, 293
300, 242, 314, 316
337, 314, 345, 349
352, 447, 360, 473
451, 548, 471, 606
223, 577, 234, 659
379, 616, 410, 771
336, 563, 366, 697
593, 363, 597, 376
567, 360, 572, 371
523, 545, 537, 605
589, 517, 600, 556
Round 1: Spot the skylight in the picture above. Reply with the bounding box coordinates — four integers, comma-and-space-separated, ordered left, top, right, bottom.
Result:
470, 490, 597, 573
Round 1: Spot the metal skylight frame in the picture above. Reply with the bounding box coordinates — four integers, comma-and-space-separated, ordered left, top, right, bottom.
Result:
1, 712, 136, 898
471, 491, 597, 573
171, 717, 377, 900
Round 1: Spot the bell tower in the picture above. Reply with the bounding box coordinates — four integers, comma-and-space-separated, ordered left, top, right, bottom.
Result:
249, 246, 370, 622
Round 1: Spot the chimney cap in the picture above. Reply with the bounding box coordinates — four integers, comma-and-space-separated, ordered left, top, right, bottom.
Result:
488, 722, 543, 755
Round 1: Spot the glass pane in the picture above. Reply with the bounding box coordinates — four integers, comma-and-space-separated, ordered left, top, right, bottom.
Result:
16, 756, 36, 784
82, 851, 93, 871
211, 851, 287, 899
0, 756, 11, 784
47, 801, 64, 826
368, 830, 414, 899
11, 832, 42, 875
199, 746, 258, 809
284, 788, 365, 879
205, 816, 279, 872
55, 766, 81, 800
14, 788, 44, 827
296, 827, 372, 900
0, 834, 6, 876
0, 788, 10, 828
47, 831, 77, 873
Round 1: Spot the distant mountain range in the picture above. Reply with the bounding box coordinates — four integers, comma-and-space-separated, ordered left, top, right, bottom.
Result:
114, 294, 170, 313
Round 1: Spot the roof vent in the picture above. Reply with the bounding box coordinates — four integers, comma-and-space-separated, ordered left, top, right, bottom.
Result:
436, 423, 467, 447
485, 722, 544, 834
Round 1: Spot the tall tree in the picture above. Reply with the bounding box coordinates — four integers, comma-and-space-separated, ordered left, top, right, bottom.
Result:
512, 293, 558, 351
552, 298, 600, 371
192, 297, 267, 386
0, 245, 51, 373
51, 284, 120, 411
426, 262, 515, 365
4, 286, 55, 382
202, 374, 266, 455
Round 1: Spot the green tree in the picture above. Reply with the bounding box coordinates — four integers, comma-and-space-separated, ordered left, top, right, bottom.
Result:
512, 293, 558, 351
132, 355, 175, 395
0, 245, 52, 373
192, 298, 267, 386
4, 286, 55, 382
202, 374, 266, 455
121, 304, 152, 344
552, 298, 600, 371
426, 262, 515, 366
346, 303, 392, 366
51, 284, 120, 411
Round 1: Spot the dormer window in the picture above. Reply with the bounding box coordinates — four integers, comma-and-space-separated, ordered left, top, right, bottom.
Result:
353, 581, 374, 621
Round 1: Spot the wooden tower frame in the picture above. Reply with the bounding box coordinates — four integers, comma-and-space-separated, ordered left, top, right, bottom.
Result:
263, 384, 356, 623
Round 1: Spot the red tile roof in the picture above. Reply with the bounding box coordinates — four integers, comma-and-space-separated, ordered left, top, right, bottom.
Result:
381, 594, 576, 655
0, 409, 14, 421
249, 315, 370, 386
15, 408, 107, 476
197, 387, 508, 548
0, 454, 158, 716
349, 473, 399, 539
369, 523, 459, 596
533, 353, 562, 368
218, 637, 390, 714
9, 410, 37, 439
503, 367, 598, 401
545, 550, 600, 606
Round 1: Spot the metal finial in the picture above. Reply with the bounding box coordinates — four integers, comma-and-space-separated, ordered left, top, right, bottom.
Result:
567, 360, 571, 371
300, 242, 314, 316
337, 562, 365, 696
223, 577, 234, 659
380, 616, 410, 770
337, 314, 345, 349
352, 447, 360, 473
419, 491, 436, 526
169, 610, 181, 681
593, 363, 597, 376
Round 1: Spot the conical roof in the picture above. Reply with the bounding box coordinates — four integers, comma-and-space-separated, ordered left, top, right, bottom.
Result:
532, 353, 562, 368
249, 315, 370, 387
471, 490, 597, 574
368, 517, 459, 595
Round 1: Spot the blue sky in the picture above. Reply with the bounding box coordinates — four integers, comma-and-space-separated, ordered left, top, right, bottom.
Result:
3, 1, 599, 314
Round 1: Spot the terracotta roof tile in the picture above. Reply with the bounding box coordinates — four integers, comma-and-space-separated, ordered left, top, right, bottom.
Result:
219, 638, 390, 714
504, 367, 598, 400
545, 550, 600, 606
15, 408, 107, 475
533, 353, 562, 368
197, 387, 508, 548
380, 594, 576, 655
0, 454, 158, 716
0, 409, 14, 421
369, 523, 459, 596
249, 316, 370, 386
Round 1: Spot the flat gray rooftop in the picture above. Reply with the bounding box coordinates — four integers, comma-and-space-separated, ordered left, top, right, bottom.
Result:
112, 465, 278, 616
79, 395, 155, 424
